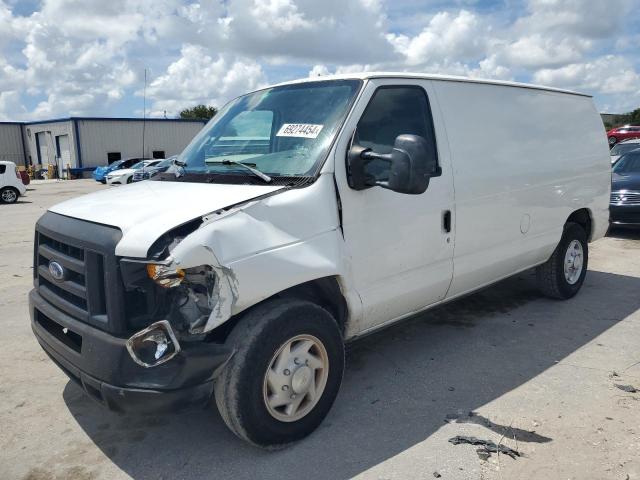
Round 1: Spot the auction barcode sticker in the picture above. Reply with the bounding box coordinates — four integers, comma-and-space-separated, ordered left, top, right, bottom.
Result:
276, 123, 324, 139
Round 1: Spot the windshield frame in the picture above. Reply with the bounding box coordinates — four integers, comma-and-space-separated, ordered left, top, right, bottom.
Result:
172, 79, 364, 185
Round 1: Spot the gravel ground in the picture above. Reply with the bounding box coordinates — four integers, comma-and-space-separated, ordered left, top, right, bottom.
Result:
1, 179, 639, 480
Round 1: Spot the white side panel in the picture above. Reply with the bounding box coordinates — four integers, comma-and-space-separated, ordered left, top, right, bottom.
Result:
432, 81, 611, 298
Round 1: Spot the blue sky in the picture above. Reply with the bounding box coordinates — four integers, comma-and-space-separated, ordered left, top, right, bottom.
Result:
0, 0, 639, 120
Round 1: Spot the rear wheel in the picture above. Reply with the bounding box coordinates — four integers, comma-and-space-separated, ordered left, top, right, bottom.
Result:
0, 187, 18, 204
536, 222, 588, 299
214, 298, 344, 448
126, 176, 133, 184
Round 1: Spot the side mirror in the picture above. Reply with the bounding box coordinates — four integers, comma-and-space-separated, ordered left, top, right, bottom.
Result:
347, 134, 438, 194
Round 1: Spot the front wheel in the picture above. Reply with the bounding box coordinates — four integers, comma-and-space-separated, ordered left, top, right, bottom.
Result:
536, 222, 588, 299
608, 136, 617, 146
214, 298, 344, 448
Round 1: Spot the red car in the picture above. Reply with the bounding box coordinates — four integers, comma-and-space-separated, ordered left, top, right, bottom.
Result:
607, 125, 640, 146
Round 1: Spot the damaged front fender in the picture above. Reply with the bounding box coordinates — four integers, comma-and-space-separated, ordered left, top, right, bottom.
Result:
128, 174, 358, 337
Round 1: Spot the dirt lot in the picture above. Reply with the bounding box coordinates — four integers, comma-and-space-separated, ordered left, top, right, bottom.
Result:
1, 180, 639, 480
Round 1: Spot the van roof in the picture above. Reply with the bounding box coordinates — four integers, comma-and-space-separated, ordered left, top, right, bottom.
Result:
271, 72, 590, 97
0, 160, 16, 165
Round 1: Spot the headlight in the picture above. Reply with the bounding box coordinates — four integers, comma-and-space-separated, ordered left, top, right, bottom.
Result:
146, 263, 185, 288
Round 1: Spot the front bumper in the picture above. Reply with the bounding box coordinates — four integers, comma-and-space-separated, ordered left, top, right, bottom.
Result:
30, 289, 233, 413
610, 204, 640, 226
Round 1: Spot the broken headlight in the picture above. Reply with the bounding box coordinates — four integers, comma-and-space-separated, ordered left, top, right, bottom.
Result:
146, 263, 185, 288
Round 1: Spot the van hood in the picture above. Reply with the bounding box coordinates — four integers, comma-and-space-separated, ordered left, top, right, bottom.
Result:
49, 180, 285, 257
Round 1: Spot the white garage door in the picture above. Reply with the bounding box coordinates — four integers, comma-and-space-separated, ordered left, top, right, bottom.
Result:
57, 135, 73, 173
36, 132, 51, 167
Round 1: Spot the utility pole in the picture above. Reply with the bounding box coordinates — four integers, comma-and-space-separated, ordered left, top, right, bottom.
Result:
142, 67, 147, 158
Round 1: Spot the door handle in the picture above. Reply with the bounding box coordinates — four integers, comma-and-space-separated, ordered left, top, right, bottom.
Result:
443, 210, 451, 233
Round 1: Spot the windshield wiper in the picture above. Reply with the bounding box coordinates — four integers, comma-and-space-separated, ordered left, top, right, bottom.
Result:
206, 159, 272, 183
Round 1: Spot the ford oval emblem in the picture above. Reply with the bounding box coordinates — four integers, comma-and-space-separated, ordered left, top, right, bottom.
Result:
48, 261, 65, 281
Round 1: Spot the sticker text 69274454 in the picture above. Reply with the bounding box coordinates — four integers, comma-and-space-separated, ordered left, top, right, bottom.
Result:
276, 123, 324, 139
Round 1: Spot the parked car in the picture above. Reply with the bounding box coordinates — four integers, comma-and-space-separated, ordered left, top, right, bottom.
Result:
0, 161, 27, 204
30, 73, 610, 447
105, 159, 162, 185
609, 138, 640, 165
92, 157, 150, 183
132, 156, 177, 182
606, 125, 640, 146
610, 149, 640, 227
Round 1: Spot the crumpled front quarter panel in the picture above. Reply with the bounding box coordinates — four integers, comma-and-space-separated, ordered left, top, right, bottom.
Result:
168, 174, 348, 331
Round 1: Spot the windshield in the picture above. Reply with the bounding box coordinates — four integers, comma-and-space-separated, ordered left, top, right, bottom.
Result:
613, 153, 640, 174
177, 80, 361, 180
156, 158, 174, 168
610, 143, 640, 156
132, 160, 154, 169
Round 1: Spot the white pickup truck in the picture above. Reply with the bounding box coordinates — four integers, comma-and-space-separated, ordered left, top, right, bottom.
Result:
30, 73, 610, 447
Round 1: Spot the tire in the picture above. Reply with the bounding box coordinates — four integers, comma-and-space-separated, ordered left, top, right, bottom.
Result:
126, 176, 133, 184
214, 298, 344, 448
608, 136, 617, 146
536, 222, 588, 299
0, 187, 18, 204
100, 179, 106, 184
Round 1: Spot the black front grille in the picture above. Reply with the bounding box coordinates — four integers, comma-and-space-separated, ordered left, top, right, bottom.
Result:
35, 212, 125, 334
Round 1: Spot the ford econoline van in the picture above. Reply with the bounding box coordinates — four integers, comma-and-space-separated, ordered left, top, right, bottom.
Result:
30, 73, 610, 447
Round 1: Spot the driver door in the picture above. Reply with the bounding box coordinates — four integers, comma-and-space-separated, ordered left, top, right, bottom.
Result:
334, 79, 455, 334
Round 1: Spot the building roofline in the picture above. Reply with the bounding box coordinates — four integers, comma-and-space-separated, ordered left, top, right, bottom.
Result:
4, 117, 208, 126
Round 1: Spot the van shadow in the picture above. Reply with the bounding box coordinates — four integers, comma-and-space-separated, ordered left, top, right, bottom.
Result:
63, 269, 640, 480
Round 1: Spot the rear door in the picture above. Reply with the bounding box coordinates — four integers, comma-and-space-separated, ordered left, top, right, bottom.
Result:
334, 79, 455, 333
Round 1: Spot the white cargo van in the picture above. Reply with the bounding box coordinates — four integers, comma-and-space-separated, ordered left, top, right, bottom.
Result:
30, 73, 610, 447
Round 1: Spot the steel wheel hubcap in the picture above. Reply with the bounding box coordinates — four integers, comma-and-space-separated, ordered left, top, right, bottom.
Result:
263, 334, 329, 422
2, 190, 16, 202
564, 240, 584, 285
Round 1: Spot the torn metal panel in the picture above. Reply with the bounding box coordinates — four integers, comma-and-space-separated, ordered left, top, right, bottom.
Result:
162, 173, 361, 334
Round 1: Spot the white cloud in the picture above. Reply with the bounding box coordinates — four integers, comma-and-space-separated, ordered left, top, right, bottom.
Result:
0, 0, 638, 119
145, 44, 267, 117
388, 10, 488, 66
533, 55, 640, 95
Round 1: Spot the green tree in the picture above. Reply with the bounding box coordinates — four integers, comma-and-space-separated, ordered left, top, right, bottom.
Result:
179, 105, 218, 120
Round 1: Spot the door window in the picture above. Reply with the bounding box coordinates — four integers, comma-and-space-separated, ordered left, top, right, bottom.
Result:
0, 165, 6, 174
354, 86, 437, 181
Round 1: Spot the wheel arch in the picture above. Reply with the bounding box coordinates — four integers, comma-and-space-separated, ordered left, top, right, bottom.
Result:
207, 275, 349, 343
566, 208, 593, 241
